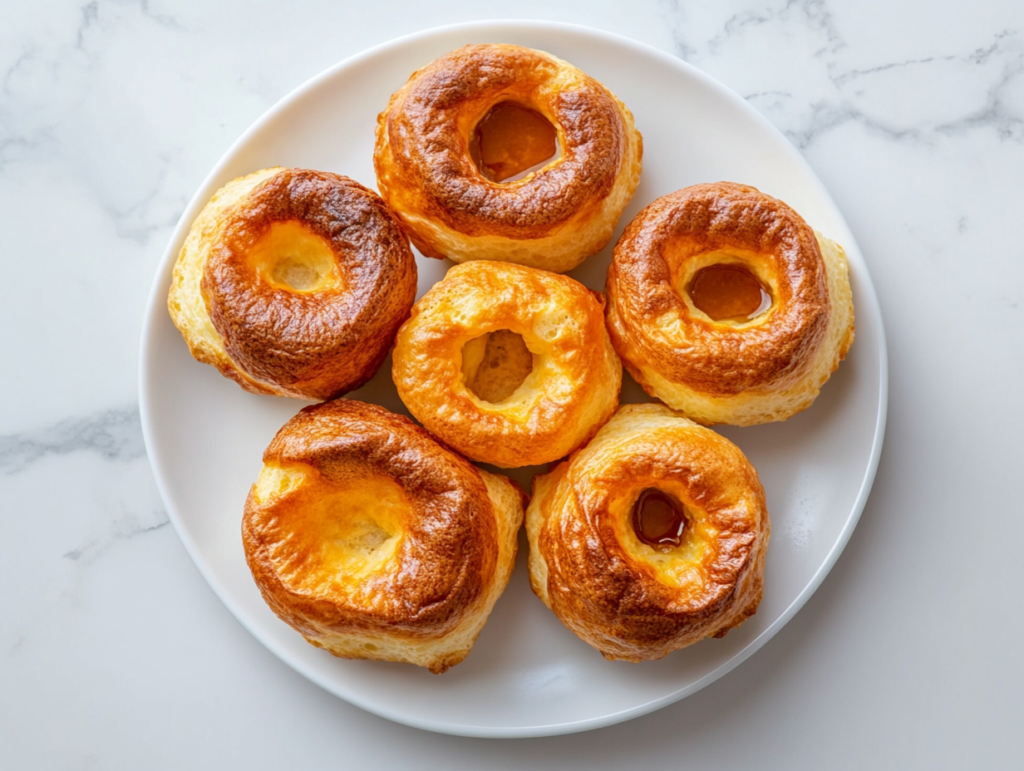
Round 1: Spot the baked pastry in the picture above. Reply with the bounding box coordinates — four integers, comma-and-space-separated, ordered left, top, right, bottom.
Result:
526, 403, 769, 661
374, 43, 643, 273
606, 182, 855, 425
242, 399, 523, 674
168, 167, 417, 400
392, 261, 621, 468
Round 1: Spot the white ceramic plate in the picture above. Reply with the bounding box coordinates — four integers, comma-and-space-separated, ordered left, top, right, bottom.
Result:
140, 21, 887, 738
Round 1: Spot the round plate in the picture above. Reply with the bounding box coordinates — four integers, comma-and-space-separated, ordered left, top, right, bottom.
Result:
140, 20, 887, 738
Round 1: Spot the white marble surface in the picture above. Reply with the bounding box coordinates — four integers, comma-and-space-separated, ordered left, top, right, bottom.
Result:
1, 0, 1021, 767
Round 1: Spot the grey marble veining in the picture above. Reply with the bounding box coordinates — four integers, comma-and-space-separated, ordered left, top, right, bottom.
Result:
0, 407, 145, 475
660, 0, 1023, 148
2, 3, 193, 248
60, 506, 169, 567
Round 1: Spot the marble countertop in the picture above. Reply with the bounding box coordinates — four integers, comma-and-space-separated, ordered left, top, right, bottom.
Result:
2, 0, 1022, 767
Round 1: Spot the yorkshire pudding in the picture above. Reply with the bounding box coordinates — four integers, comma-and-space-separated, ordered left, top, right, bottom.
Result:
242, 399, 523, 674
527, 403, 769, 661
373, 43, 643, 273
168, 167, 417, 400
392, 261, 621, 468
606, 182, 855, 425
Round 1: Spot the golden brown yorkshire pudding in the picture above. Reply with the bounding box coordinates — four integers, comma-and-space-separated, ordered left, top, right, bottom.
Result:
392, 261, 621, 469
527, 403, 769, 662
242, 399, 523, 674
606, 182, 855, 426
373, 44, 643, 274
168, 168, 417, 400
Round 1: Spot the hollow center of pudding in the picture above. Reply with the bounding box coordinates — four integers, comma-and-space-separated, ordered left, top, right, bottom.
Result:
312, 481, 404, 579
253, 465, 405, 586
469, 101, 558, 183
688, 263, 772, 322
462, 329, 534, 403
632, 489, 687, 552
249, 220, 341, 293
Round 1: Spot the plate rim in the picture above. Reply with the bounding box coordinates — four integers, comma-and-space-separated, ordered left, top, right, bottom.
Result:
139, 18, 889, 738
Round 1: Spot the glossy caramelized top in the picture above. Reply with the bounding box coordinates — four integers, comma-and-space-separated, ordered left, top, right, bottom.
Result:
604, 182, 855, 427
243, 400, 500, 639
392, 260, 622, 469
169, 168, 417, 400
526, 404, 770, 662
373, 43, 643, 272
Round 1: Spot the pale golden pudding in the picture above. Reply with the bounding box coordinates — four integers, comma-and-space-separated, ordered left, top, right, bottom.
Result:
606, 182, 855, 426
242, 399, 523, 674
374, 43, 643, 273
168, 167, 417, 400
527, 403, 769, 662
392, 261, 621, 469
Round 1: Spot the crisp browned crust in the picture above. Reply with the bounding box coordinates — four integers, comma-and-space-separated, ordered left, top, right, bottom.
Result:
242, 400, 523, 673
526, 404, 769, 661
169, 168, 417, 400
606, 182, 854, 425
392, 261, 622, 468
373, 44, 643, 272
